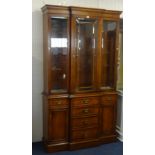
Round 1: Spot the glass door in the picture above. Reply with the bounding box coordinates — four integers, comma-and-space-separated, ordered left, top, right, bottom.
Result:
50, 16, 69, 93
74, 17, 98, 92
100, 20, 117, 90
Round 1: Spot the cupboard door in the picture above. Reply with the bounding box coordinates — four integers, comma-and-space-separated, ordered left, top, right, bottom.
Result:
50, 16, 69, 93
101, 103, 116, 136
100, 20, 118, 90
48, 108, 68, 142
71, 17, 98, 92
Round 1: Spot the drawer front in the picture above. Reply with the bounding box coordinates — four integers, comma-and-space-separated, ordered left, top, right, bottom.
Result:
71, 97, 99, 107
71, 107, 99, 117
71, 128, 98, 141
72, 116, 98, 129
101, 94, 117, 105
48, 98, 69, 109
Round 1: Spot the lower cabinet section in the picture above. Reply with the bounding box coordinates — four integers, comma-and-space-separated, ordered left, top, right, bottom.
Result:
43, 93, 117, 152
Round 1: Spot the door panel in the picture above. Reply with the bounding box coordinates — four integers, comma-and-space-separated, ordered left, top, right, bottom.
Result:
50, 16, 69, 93
101, 104, 116, 135
71, 17, 98, 92
48, 109, 68, 142
100, 21, 117, 90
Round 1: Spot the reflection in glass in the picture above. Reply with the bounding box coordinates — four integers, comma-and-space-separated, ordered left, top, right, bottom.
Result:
51, 38, 67, 48
50, 17, 68, 92
101, 21, 117, 89
76, 18, 98, 90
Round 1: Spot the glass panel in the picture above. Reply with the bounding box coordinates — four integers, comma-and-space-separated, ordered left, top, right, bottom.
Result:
50, 17, 68, 92
76, 18, 97, 91
101, 21, 117, 89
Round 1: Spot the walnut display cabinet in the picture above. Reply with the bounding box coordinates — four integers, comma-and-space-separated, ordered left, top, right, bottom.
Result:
42, 5, 121, 152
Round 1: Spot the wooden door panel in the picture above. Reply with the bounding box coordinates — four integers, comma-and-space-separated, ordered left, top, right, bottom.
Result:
101, 105, 116, 135
48, 109, 68, 142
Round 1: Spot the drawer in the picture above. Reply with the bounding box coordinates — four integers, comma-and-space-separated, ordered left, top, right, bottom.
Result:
101, 94, 117, 105
71, 107, 99, 117
72, 116, 98, 129
48, 98, 68, 108
71, 97, 99, 107
71, 128, 98, 141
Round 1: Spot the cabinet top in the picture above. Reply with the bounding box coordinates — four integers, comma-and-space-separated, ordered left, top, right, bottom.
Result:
41, 5, 122, 16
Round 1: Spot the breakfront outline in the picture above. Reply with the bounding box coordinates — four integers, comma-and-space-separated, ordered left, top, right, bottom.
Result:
42, 5, 121, 152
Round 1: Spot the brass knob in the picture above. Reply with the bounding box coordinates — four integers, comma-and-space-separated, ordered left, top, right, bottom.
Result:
83, 109, 89, 113
56, 101, 62, 105
82, 99, 89, 104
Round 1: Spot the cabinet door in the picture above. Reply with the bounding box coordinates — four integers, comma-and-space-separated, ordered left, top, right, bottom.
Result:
49, 16, 69, 93
100, 95, 117, 136
101, 102, 116, 136
48, 108, 68, 142
71, 17, 98, 92
100, 20, 118, 90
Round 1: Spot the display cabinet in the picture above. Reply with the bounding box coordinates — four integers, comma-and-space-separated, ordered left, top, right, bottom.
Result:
42, 5, 121, 152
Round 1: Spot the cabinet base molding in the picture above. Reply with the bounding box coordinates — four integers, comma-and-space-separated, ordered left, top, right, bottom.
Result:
99, 135, 117, 143
44, 142, 69, 153
69, 139, 99, 150
43, 136, 117, 152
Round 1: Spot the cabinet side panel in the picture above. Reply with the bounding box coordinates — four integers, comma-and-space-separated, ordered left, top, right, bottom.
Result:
43, 13, 49, 93
114, 20, 120, 90
43, 96, 48, 141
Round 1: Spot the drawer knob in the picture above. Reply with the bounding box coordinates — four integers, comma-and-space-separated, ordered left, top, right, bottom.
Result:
56, 101, 62, 105
82, 99, 89, 104
83, 109, 89, 113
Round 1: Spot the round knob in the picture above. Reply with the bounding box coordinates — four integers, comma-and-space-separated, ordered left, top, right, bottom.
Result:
57, 101, 62, 105
83, 109, 89, 113
82, 99, 89, 104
